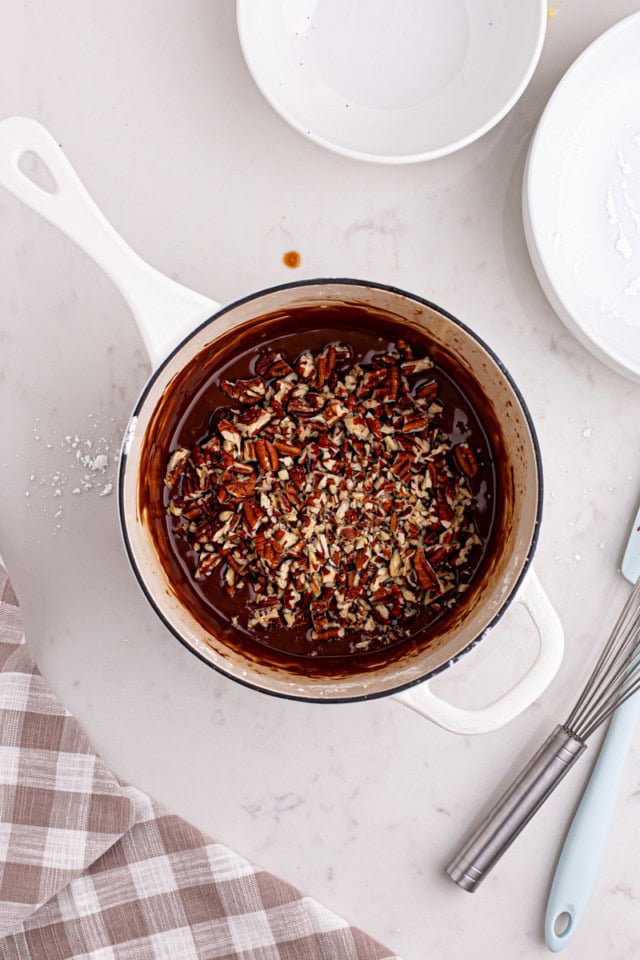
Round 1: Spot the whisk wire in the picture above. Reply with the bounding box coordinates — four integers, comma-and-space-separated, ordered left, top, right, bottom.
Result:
566, 578, 640, 739
572, 637, 640, 733
580, 652, 640, 740
565, 603, 627, 730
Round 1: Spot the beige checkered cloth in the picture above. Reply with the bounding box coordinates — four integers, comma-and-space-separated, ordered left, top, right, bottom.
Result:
0, 568, 398, 960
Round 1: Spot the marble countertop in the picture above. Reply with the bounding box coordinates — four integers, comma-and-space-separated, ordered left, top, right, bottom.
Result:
2, 2, 640, 957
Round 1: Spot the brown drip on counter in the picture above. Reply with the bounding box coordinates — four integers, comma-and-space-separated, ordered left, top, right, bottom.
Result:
139, 302, 508, 679
283, 250, 301, 268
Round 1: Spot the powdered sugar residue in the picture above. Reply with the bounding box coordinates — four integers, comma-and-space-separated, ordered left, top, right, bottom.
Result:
615, 223, 633, 260
617, 151, 633, 176
606, 187, 619, 225
624, 274, 640, 296
27, 413, 120, 533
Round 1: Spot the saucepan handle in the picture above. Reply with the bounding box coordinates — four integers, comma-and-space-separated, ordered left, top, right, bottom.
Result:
0, 116, 219, 368
394, 568, 564, 735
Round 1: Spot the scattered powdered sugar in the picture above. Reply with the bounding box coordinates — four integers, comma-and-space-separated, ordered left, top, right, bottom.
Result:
624, 274, 640, 296
598, 299, 621, 322
615, 223, 633, 260
603, 145, 639, 304
617, 151, 633, 176
620, 182, 640, 233
581, 420, 592, 439
26, 414, 120, 532
62, 432, 115, 496
606, 187, 619, 225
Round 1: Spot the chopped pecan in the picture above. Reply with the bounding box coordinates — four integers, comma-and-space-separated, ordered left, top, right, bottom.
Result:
402, 357, 434, 375
242, 498, 266, 533
255, 438, 279, 473
401, 414, 430, 433
165, 448, 190, 487
416, 380, 438, 402
195, 551, 221, 579
273, 440, 303, 457
255, 348, 294, 379
314, 344, 337, 388
390, 452, 413, 480
295, 351, 315, 380
287, 398, 317, 417
357, 367, 387, 397
323, 399, 349, 426
414, 549, 440, 592
237, 410, 272, 437
226, 477, 257, 499
452, 442, 479, 478
220, 377, 266, 404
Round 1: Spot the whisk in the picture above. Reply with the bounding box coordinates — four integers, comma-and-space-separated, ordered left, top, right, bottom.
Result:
448, 576, 640, 892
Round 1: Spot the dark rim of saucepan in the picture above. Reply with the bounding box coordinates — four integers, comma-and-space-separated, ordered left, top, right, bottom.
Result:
118, 278, 543, 704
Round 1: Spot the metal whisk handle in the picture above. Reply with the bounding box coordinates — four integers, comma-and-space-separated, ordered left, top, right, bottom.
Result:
447, 725, 586, 892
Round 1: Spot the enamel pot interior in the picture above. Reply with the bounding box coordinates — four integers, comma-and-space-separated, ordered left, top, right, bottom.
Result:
119, 280, 541, 702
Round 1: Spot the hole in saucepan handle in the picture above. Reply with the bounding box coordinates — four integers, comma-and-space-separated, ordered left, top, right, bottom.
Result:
426, 600, 540, 709
18, 150, 57, 194
553, 910, 572, 938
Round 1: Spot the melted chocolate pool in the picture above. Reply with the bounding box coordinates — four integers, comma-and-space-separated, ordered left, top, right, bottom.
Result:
140, 302, 504, 674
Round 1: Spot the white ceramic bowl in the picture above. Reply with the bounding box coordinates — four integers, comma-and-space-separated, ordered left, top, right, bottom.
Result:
237, 0, 546, 164
524, 13, 640, 383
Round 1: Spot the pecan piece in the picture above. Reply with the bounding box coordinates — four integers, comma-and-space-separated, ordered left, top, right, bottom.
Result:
314, 344, 337, 388
273, 440, 303, 457
237, 409, 273, 437
242, 498, 266, 533
452, 443, 479, 478
357, 367, 387, 397
255, 438, 279, 473
255, 348, 294, 379
332, 344, 353, 364
220, 377, 266, 404
226, 461, 255, 476
255, 533, 283, 569
165, 448, 190, 487
195, 551, 221, 579
218, 419, 242, 447
384, 365, 400, 401
226, 476, 257, 499
390, 452, 412, 481
305, 391, 327, 411
415, 380, 438, 402
295, 351, 315, 380
401, 414, 430, 433
287, 398, 317, 417
414, 549, 440, 592
402, 357, 434, 375
323, 399, 349, 426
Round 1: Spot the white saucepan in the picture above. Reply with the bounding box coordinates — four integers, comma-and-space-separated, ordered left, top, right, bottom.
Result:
0, 117, 563, 734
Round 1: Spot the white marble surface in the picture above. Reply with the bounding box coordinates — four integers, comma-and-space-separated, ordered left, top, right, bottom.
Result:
2, 2, 640, 957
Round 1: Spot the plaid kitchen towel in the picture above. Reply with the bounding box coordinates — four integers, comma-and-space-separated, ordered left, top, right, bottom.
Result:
0, 567, 399, 960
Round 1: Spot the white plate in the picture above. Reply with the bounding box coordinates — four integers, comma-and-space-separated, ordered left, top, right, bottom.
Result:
524, 13, 640, 383
237, 0, 546, 164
